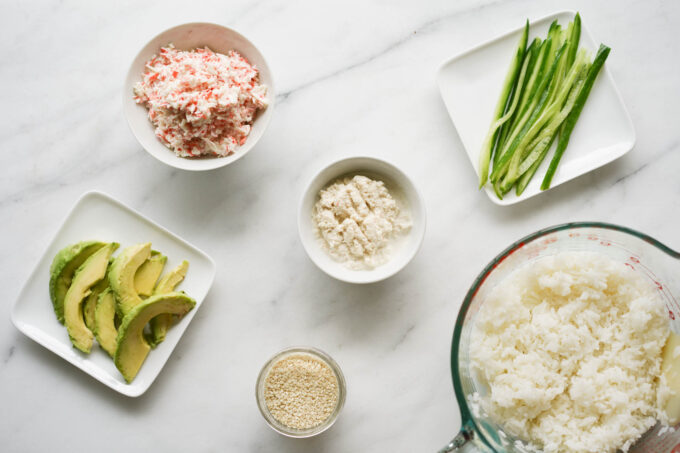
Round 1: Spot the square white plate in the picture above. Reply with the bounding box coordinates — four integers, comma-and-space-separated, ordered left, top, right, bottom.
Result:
438, 10, 635, 205
11, 191, 216, 397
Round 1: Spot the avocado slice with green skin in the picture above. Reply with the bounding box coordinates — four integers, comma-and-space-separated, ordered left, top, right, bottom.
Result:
83, 276, 108, 332
96, 247, 161, 334
149, 260, 189, 348
83, 257, 115, 331
108, 243, 151, 317
114, 292, 195, 383
64, 243, 119, 353
94, 288, 118, 358
49, 241, 107, 324
134, 251, 167, 297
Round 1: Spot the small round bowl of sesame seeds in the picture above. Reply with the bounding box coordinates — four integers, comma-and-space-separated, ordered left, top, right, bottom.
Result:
123, 22, 275, 171
255, 346, 347, 438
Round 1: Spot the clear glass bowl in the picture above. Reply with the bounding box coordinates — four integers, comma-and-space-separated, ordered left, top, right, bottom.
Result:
439, 222, 680, 452
256, 346, 347, 438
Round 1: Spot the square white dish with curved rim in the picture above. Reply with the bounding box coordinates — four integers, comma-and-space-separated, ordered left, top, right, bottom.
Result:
11, 191, 216, 397
437, 10, 635, 205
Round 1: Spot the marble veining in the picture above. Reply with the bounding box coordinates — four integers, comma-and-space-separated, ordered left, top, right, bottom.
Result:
1, 0, 680, 452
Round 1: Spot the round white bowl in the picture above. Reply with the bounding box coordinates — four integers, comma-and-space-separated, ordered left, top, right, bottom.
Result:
123, 23, 275, 171
298, 157, 426, 284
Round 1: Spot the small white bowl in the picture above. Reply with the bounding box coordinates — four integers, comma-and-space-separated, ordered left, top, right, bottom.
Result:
123, 23, 275, 171
298, 157, 426, 284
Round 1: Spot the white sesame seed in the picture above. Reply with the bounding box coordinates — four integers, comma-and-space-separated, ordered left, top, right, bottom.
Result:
263, 353, 339, 430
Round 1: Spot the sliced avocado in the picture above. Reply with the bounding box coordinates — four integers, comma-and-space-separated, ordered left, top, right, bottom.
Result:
114, 292, 196, 383
49, 241, 107, 324
108, 243, 151, 317
154, 260, 190, 294
134, 251, 167, 297
94, 288, 118, 358
83, 277, 108, 332
149, 260, 189, 348
64, 243, 119, 353
83, 256, 114, 332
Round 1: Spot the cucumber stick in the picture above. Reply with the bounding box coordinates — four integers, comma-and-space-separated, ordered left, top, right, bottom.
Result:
478, 21, 528, 188
495, 38, 541, 166
503, 51, 590, 184
516, 132, 557, 195
517, 65, 589, 176
541, 44, 611, 190
477, 13, 609, 199
489, 43, 567, 183
486, 40, 536, 164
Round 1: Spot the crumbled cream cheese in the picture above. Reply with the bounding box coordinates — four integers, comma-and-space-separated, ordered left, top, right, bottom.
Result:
471, 252, 671, 453
312, 175, 411, 270
133, 44, 268, 158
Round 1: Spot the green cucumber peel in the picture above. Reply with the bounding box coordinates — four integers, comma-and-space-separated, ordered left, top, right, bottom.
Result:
489, 42, 568, 183
491, 41, 537, 167
484, 39, 536, 161
515, 37, 551, 122
541, 43, 611, 190
496, 38, 542, 162
478, 20, 528, 188
566, 14, 581, 69
516, 132, 558, 195
501, 55, 589, 190
517, 69, 587, 178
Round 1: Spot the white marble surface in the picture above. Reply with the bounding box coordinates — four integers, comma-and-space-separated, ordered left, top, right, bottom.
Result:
1, 0, 679, 451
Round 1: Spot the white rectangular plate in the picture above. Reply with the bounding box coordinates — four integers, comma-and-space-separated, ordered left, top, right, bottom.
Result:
438, 10, 635, 205
11, 191, 216, 397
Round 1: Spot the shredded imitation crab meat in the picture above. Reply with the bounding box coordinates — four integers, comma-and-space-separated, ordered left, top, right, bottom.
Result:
133, 44, 268, 158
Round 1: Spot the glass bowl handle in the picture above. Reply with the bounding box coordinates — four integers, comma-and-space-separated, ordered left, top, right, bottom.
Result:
437, 425, 476, 452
